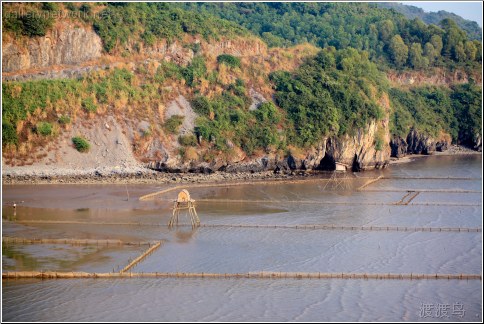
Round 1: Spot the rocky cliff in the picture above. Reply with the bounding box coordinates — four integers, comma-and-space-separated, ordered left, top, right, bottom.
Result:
4, 24, 473, 175
148, 118, 391, 174
387, 69, 482, 87
2, 23, 103, 73
390, 129, 451, 158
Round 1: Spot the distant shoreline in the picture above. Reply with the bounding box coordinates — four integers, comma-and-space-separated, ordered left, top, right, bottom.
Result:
2, 145, 481, 185
389, 144, 481, 165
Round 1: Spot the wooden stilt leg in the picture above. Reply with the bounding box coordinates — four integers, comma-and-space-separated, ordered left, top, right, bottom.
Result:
188, 207, 194, 227
192, 205, 200, 226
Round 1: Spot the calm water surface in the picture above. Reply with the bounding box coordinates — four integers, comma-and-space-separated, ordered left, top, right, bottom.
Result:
2, 155, 482, 321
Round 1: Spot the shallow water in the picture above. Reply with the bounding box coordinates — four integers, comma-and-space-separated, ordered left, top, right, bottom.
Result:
2, 154, 482, 321
2, 278, 481, 322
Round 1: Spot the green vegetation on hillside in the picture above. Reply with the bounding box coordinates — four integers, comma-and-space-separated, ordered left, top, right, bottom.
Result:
194, 81, 283, 155
271, 47, 387, 146
376, 2, 482, 41
2, 2, 248, 54
1, 2, 482, 160
389, 83, 481, 143
217, 54, 241, 69
164, 115, 184, 134
1, 67, 163, 151
2, 3, 54, 37
450, 83, 482, 145
180, 2, 481, 70
92, 2, 247, 53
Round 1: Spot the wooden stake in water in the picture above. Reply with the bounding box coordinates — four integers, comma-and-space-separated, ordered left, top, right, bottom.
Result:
125, 183, 130, 201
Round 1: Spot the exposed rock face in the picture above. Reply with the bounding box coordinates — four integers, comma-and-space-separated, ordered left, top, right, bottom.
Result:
149, 119, 391, 173
390, 136, 408, 158
205, 38, 266, 58
248, 88, 268, 111
473, 134, 482, 152
319, 120, 391, 171
406, 128, 436, 155
139, 37, 265, 67
436, 141, 448, 152
164, 95, 197, 136
390, 129, 452, 157
387, 69, 482, 87
2, 25, 102, 73
143, 40, 194, 66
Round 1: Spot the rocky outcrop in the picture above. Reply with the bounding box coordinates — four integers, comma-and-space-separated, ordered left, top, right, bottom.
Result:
148, 119, 391, 173
406, 129, 436, 155
435, 141, 448, 152
127, 37, 265, 67
142, 40, 194, 66
164, 95, 197, 136
390, 129, 452, 157
319, 121, 390, 171
3, 34, 266, 81
2, 24, 102, 73
248, 88, 268, 111
390, 136, 408, 158
204, 37, 266, 58
473, 134, 482, 152
387, 69, 482, 87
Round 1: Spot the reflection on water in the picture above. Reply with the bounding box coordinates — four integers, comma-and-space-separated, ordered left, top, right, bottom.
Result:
2, 154, 482, 321
2, 242, 147, 273
174, 228, 198, 243
2, 244, 40, 270
2, 206, 17, 221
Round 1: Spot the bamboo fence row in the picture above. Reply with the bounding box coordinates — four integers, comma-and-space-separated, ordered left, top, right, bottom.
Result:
2, 237, 157, 246
3, 271, 481, 281
119, 242, 163, 273
139, 176, 481, 200
10, 222, 481, 233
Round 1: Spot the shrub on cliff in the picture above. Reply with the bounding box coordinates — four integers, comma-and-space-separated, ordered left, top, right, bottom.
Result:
58, 115, 71, 126
72, 136, 90, 153
19, 13, 54, 37
82, 98, 97, 113
2, 122, 18, 147
42, 3, 59, 12
182, 56, 207, 87
35, 122, 53, 136
178, 134, 198, 147
252, 102, 281, 124
2, 9, 53, 37
191, 96, 212, 117
164, 115, 184, 134
217, 54, 241, 69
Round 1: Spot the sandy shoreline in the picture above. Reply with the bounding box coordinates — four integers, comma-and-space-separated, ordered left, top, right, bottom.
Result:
2, 145, 480, 185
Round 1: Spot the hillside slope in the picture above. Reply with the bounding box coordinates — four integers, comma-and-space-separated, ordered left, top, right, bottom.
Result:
2, 2, 482, 177
376, 2, 482, 41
